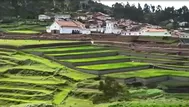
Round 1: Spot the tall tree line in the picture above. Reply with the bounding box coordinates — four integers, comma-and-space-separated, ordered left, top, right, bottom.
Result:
112, 2, 189, 26
0, 0, 109, 19
0, 0, 189, 26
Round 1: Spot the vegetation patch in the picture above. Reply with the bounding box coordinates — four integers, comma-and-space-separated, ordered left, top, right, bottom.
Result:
0, 39, 73, 46
105, 69, 189, 78
65, 55, 129, 63
78, 62, 148, 70
6, 30, 40, 34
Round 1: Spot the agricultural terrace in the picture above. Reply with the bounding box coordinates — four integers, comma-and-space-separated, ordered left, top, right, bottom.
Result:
0, 20, 51, 34
0, 39, 76, 46
0, 41, 95, 106
0, 39, 188, 106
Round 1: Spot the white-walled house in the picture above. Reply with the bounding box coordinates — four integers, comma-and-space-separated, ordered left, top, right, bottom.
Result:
77, 16, 87, 20
104, 21, 122, 34
38, 14, 51, 21
46, 20, 91, 34
89, 24, 104, 33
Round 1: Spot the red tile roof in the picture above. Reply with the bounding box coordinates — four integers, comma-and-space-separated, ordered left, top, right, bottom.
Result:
55, 20, 85, 28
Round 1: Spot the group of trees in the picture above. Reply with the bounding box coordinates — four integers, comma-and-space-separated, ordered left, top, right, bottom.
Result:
112, 2, 189, 27
0, 0, 110, 19
92, 77, 130, 104
1, 0, 189, 28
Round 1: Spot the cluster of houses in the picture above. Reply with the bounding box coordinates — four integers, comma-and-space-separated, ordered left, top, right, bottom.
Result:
42, 12, 172, 37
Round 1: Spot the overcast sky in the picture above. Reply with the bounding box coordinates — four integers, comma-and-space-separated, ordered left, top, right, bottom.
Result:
100, 1, 189, 9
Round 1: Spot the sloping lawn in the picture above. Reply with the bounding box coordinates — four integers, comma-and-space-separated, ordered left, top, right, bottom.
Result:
78, 62, 148, 70
105, 69, 189, 78
65, 55, 129, 63
47, 50, 116, 56
6, 30, 40, 34
28, 46, 102, 52
0, 39, 74, 46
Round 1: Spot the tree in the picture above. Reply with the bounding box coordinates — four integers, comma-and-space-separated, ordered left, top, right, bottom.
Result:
151, 5, 155, 13
143, 3, 151, 13
92, 77, 130, 104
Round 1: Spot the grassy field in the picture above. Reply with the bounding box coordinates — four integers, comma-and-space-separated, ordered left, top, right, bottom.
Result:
47, 50, 116, 56
65, 55, 129, 63
0, 21, 49, 34
6, 30, 40, 34
0, 43, 96, 106
0, 39, 74, 46
78, 62, 148, 70
0, 39, 188, 106
27, 45, 102, 52
105, 69, 189, 78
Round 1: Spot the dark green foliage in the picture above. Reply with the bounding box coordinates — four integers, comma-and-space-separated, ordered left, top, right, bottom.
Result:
0, 0, 110, 20
92, 77, 130, 104
112, 3, 189, 27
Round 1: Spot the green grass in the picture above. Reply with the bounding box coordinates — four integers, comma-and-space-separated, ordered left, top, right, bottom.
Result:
12, 65, 55, 72
0, 59, 17, 65
78, 62, 148, 70
0, 92, 47, 97
65, 55, 129, 63
0, 65, 55, 73
27, 46, 102, 52
0, 97, 48, 103
47, 50, 116, 56
75, 88, 102, 93
53, 87, 72, 104
0, 51, 13, 55
111, 98, 189, 107
12, 52, 63, 68
0, 86, 52, 94
0, 39, 74, 46
105, 69, 189, 78
63, 97, 94, 107
6, 30, 40, 34
0, 78, 66, 85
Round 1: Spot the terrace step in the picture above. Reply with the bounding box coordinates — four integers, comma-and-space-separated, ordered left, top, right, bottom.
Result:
0, 48, 16, 52
120, 52, 184, 60
97, 65, 151, 74
55, 51, 119, 59
6, 69, 54, 76
43, 48, 108, 54
0, 97, 47, 104
155, 65, 189, 71
30, 44, 91, 50
72, 58, 130, 66
0, 53, 10, 56
132, 59, 175, 64
77, 65, 150, 75
19, 42, 91, 49
0, 87, 50, 95
0, 92, 53, 100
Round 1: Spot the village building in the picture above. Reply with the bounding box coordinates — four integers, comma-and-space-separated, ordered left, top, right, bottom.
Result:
179, 21, 188, 27
46, 19, 91, 34
38, 14, 51, 21
104, 21, 122, 34
77, 15, 88, 21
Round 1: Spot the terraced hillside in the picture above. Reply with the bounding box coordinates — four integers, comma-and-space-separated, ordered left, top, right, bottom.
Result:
0, 40, 96, 106
0, 39, 189, 106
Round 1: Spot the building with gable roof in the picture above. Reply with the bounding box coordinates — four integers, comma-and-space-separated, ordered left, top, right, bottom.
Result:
46, 19, 91, 34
